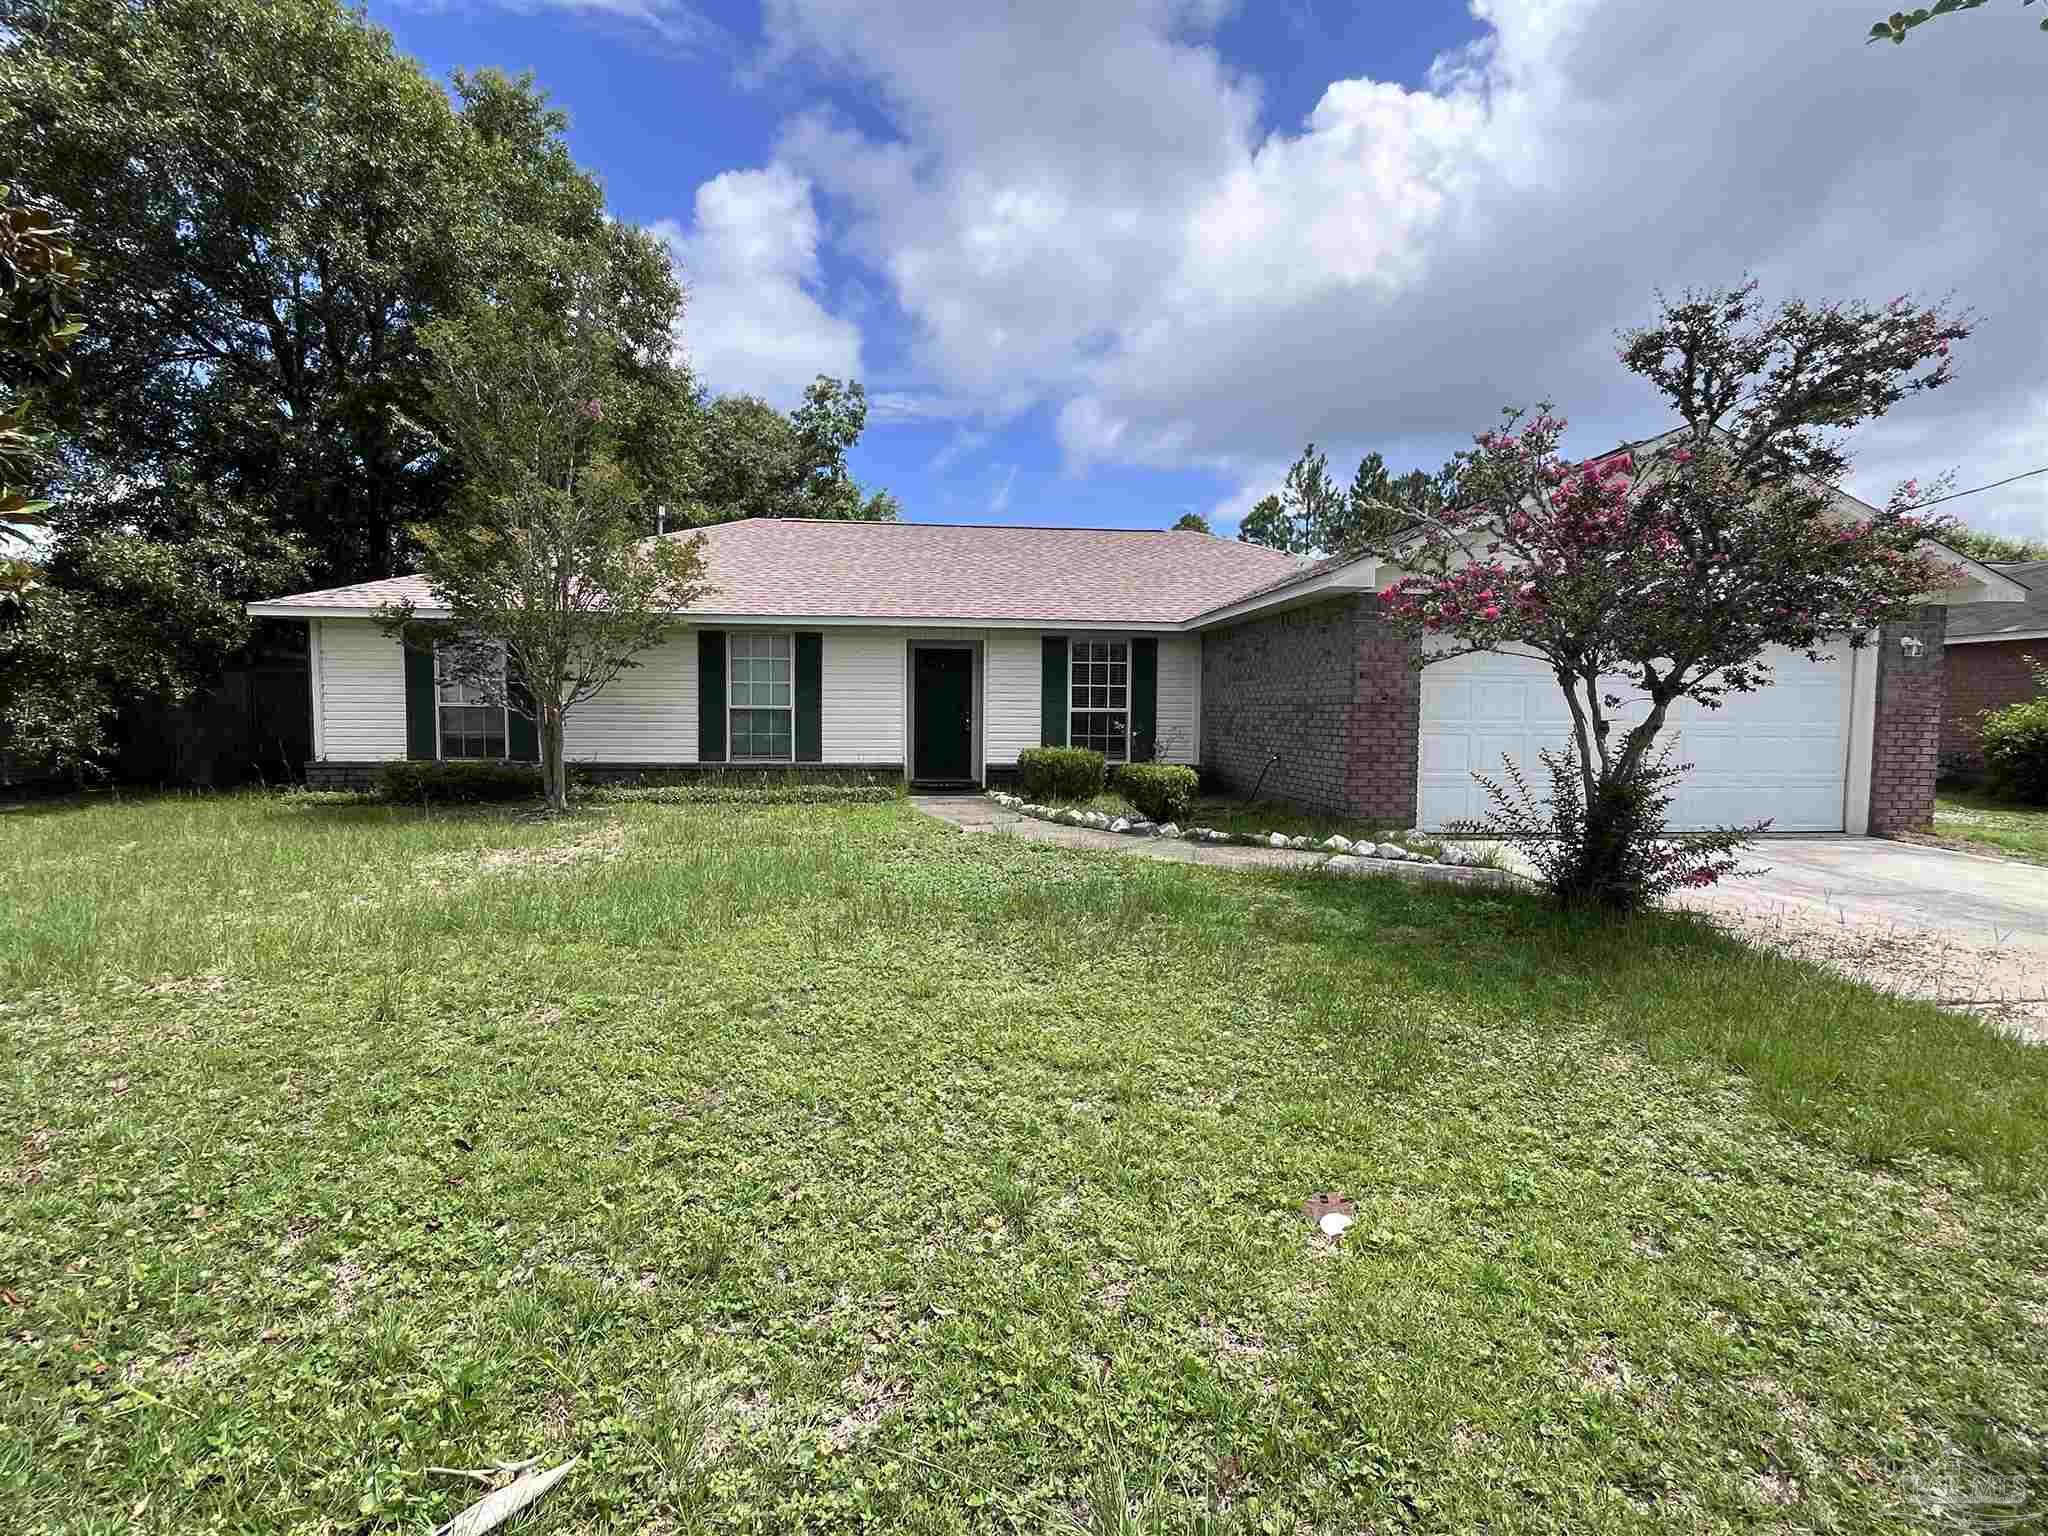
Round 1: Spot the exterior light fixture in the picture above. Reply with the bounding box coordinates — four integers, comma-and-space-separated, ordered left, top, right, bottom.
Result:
1898, 634, 1926, 659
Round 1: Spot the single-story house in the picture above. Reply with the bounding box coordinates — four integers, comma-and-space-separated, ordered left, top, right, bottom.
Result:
1942, 558, 2048, 769
248, 514, 2023, 834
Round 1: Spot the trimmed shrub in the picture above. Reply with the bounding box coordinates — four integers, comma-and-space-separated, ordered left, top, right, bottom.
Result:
374, 760, 542, 804
1980, 696, 2048, 805
1109, 762, 1198, 823
1017, 746, 1106, 802
578, 784, 897, 807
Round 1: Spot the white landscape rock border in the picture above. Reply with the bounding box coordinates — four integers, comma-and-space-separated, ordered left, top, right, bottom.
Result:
984, 791, 1498, 874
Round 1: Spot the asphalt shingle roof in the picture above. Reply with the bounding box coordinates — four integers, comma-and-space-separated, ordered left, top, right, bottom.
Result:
252, 518, 1310, 626
1948, 560, 2048, 641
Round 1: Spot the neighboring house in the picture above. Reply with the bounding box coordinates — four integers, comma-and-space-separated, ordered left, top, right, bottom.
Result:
247, 514, 2022, 835
1942, 558, 2048, 769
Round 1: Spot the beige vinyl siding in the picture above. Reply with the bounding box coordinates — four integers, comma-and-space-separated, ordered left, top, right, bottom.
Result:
562, 636, 698, 764
1156, 634, 1201, 765
983, 630, 1042, 765
316, 619, 407, 760
821, 629, 906, 763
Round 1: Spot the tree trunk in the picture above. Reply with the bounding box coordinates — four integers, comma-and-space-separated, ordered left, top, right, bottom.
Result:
542, 707, 567, 813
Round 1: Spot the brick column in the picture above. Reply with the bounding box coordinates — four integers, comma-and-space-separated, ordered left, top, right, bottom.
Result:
1867, 605, 1947, 834
1344, 614, 1421, 825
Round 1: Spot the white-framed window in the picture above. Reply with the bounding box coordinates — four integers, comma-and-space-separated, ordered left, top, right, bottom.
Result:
436, 642, 507, 760
729, 631, 793, 761
1069, 638, 1130, 762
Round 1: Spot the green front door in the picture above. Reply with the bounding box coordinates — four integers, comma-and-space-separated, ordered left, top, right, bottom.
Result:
912, 648, 974, 782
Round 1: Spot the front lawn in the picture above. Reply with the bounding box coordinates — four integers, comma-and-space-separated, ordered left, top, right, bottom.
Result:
4, 795, 2047, 1533
1930, 788, 2048, 866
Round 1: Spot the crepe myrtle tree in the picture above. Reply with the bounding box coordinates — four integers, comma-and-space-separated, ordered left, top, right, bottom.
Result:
1373, 282, 1969, 909
376, 239, 709, 812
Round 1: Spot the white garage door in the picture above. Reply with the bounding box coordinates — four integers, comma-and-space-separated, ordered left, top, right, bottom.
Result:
1417, 647, 1852, 833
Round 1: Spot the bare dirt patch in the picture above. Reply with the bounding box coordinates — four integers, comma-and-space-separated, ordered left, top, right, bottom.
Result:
1578, 1335, 1630, 1393
822, 1365, 911, 1452
415, 819, 631, 893
1197, 1318, 1269, 1362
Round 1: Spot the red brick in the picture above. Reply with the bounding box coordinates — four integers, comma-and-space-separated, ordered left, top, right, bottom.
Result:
1868, 606, 1947, 834
1943, 638, 2042, 767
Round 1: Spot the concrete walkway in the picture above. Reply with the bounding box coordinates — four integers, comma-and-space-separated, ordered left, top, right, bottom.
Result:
911, 794, 1512, 886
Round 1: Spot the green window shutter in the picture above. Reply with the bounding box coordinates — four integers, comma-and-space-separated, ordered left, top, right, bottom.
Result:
1040, 636, 1068, 747
506, 669, 539, 763
698, 630, 727, 762
1131, 638, 1158, 762
404, 643, 436, 760
794, 632, 823, 762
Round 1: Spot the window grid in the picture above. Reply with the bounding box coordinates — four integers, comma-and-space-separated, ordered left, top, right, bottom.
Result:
1069, 638, 1130, 762
729, 632, 794, 761
437, 644, 506, 760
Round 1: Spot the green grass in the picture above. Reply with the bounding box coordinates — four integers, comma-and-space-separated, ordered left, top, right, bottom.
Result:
4, 793, 2048, 1533
1931, 788, 2048, 865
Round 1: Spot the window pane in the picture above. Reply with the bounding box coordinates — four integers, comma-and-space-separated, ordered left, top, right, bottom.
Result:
730, 707, 793, 760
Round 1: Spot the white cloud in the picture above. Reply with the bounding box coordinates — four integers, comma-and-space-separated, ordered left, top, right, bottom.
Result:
989, 463, 1019, 515
756, 0, 2048, 533
391, 0, 723, 51
656, 165, 863, 408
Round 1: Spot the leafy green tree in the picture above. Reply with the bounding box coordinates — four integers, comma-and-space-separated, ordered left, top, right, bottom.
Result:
0, 492, 304, 770
686, 376, 898, 525
1347, 451, 1446, 550
1236, 443, 1345, 555
1868, 0, 2042, 43
1941, 525, 2048, 563
1, 0, 711, 771
1239, 443, 1447, 556
0, 182, 84, 600
1170, 511, 1212, 533
377, 245, 710, 812
0, 0, 651, 587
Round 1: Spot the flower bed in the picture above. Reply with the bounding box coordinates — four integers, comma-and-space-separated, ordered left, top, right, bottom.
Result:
984, 791, 1496, 870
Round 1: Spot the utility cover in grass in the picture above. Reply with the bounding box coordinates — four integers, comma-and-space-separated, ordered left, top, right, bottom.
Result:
1302, 1191, 1355, 1237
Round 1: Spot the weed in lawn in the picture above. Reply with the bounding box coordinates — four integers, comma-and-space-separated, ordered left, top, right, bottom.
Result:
989, 1156, 1036, 1230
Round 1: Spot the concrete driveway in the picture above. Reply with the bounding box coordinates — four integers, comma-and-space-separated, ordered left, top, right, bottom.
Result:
1681, 837, 2048, 1037
1724, 837, 2047, 943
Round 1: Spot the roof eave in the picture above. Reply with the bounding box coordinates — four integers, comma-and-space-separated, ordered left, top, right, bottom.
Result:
1947, 626, 2048, 646
1184, 554, 1382, 629
1917, 539, 2031, 606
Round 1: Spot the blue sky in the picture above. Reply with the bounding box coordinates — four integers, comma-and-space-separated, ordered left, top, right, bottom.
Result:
371, 0, 2047, 540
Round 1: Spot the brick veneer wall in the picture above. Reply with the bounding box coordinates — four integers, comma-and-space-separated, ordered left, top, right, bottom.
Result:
1199, 596, 1421, 822
1867, 605, 1948, 833
1943, 638, 2044, 767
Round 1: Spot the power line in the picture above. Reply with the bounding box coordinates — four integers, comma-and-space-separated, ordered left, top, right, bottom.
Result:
1906, 463, 2048, 510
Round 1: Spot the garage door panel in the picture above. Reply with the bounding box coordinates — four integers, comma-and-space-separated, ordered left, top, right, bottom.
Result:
1418, 647, 1850, 832
1473, 732, 1533, 777
1469, 681, 1534, 724
1419, 735, 1470, 775
1421, 679, 1472, 721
